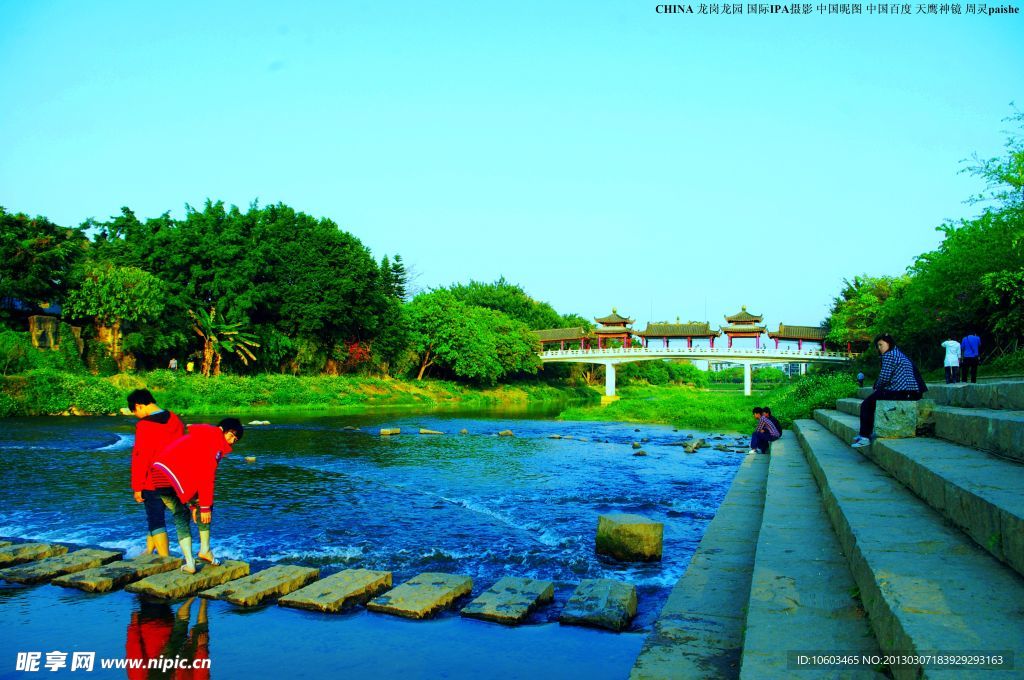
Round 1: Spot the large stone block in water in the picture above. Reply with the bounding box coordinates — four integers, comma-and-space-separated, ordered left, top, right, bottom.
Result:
200, 565, 320, 606
279, 569, 393, 613
460, 576, 554, 625
126, 560, 249, 599
53, 555, 182, 593
0, 543, 68, 568
559, 579, 638, 632
367, 572, 472, 619
873, 400, 918, 438
596, 513, 663, 562
0, 549, 121, 584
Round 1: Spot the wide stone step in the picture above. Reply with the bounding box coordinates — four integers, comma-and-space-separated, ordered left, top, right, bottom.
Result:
0, 549, 122, 584
739, 432, 882, 679
366, 572, 472, 619
279, 568, 393, 613
52, 555, 182, 592
631, 452, 769, 680
200, 565, 320, 606
559, 578, 637, 632
793, 419, 1024, 680
842, 397, 1024, 461
0, 542, 68, 568
863, 381, 1024, 411
460, 576, 554, 625
125, 560, 250, 599
815, 408, 1024, 580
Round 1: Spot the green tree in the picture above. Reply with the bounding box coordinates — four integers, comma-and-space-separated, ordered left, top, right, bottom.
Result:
63, 262, 165, 367
825, 276, 907, 346
188, 306, 260, 376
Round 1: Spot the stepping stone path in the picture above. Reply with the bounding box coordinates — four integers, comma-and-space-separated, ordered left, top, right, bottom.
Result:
0, 543, 68, 568
596, 513, 663, 562
367, 572, 472, 619
460, 576, 554, 625
126, 560, 250, 600
379, 428, 400, 436
279, 569, 392, 613
0, 549, 122, 584
419, 429, 443, 435
560, 578, 637, 632
201, 565, 320, 606
53, 555, 182, 593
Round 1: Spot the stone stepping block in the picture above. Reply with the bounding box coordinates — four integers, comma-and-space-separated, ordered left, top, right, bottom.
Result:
0, 548, 122, 585
0, 542, 68, 568
460, 576, 554, 625
596, 513, 663, 562
279, 568, 392, 613
367, 572, 472, 619
126, 560, 249, 600
53, 554, 183, 593
559, 578, 637, 632
419, 429, 443, 435
200, 565, 320, 606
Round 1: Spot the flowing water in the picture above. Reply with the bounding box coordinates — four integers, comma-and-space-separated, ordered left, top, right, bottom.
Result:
0, 409, 748, 678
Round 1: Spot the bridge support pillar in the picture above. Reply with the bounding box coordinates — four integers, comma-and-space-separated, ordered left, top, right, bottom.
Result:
605, 363, 616, 397
743, 362, 752, 397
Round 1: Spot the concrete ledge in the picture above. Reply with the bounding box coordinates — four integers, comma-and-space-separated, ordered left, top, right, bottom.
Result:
126, 560, 250, 600
367, 572, 472, 619
630, 452, 769, 680
0, 549, 121, 585
52, 555, 182, 593
739, 432, 882, 679
815, 408, 1024, 580
923, 380, 1024, 411
793, 419, 1024, 680
460, 576, 554, 625
932, 406, 1024, 463
279, 569, 392, 613
200, 565, 320, 606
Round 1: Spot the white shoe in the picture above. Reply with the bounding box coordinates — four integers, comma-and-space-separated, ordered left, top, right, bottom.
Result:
747, 449, 758, 455
850, 436, 871, 448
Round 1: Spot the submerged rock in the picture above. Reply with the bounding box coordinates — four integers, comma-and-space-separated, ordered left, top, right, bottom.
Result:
683, 438, 706, 453
459, 428, 469, 435
498, 430, 515, 437
548, 434, 562, 439
633, 451, 647, 457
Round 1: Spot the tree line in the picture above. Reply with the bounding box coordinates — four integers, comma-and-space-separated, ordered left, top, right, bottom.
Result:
0, 201, 583, 384
826, 110, 1024, 370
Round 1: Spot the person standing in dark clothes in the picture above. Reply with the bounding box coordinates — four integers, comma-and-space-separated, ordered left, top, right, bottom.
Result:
851, 335, 926, 448
961, 332, 981, 383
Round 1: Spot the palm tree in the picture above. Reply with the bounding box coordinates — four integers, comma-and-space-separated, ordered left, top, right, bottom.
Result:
188, 306, 260, 376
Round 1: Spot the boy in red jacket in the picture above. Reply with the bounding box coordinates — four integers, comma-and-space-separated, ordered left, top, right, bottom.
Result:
127, 389, 186, 557
150, 418, 243, 574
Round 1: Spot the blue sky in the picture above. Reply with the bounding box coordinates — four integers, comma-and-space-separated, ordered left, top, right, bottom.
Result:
1, 1, 1021, 330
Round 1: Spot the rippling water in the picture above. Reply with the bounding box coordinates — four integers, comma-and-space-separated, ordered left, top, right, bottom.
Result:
0, 411, 747, 628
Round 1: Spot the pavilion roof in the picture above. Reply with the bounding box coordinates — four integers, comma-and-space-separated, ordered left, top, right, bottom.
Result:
720, 324, 766, 334
532, 327, 590, 342
593, 325, 636, 335
767, 324, 829, 341
594, 309, 634, 325
639, 322, 720, 338
724, 305, 763, 323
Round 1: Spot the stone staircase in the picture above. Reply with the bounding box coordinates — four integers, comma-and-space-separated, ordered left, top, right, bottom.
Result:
635, 380, 1024, 679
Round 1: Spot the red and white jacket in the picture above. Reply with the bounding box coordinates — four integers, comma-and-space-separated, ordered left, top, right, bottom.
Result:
151, 424, 232, 512
131, 410, 185, 492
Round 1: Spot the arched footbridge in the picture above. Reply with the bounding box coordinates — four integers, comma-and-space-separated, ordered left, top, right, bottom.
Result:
539, 347, 858, 397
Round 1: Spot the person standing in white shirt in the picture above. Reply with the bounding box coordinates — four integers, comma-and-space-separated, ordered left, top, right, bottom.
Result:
941, 338, 961, 384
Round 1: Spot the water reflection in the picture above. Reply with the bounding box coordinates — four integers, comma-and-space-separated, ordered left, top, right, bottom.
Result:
125, 597, 210, 679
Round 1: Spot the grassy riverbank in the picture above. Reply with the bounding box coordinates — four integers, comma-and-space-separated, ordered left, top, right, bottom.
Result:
0, 369, 600, 417
559, 374, 859, 433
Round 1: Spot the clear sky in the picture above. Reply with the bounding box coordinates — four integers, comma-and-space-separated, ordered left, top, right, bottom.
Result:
1, 1, 1021, 330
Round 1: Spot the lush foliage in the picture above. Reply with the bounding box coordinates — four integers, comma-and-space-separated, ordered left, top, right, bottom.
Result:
707, 366, 789, 384
826, 111, 1024, 369
618, 360, 710, 387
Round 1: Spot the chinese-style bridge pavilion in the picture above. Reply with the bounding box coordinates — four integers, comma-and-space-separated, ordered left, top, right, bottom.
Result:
533, 327, 591, 351
720, 306, 766, 349
638, 320, 721, 349
767, 324, 828, 351
593, 309, 635, 349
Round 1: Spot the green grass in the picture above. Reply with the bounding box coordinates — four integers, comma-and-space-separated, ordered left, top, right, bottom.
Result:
559, 373, 859, 433
0, 369, 600, 417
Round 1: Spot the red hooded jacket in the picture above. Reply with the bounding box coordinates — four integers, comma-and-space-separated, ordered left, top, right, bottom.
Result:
131, 410, 186, 492
151, 424, 232, 513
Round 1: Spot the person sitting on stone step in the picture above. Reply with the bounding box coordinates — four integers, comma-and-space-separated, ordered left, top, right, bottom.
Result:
748, 407, 780, 455
149, 419, 244, 574
851, 334, 926, 448
127, 388, 186, 558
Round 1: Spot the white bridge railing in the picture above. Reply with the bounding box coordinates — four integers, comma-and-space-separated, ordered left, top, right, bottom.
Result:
539, 347, 857, 361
